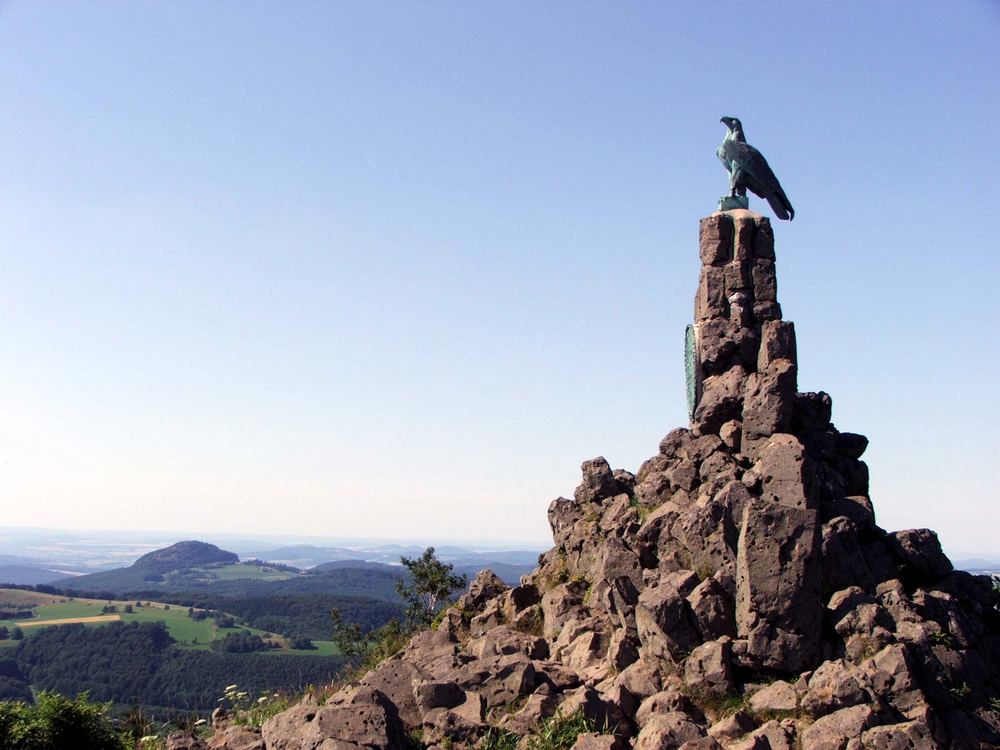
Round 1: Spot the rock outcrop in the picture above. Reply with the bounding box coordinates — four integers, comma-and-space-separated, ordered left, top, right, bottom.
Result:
205, 210, 1000, 750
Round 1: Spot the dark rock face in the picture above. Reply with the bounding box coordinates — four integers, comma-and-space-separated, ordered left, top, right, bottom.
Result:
227, 211, 1000, 750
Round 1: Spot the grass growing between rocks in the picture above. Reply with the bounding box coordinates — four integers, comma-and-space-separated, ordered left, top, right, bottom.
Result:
523, 710, 614, 750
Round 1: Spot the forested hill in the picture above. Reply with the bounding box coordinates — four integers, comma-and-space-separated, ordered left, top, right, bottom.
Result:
132, 540, 238, 571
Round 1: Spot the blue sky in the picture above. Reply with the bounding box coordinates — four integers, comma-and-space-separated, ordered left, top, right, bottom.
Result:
0, 2, 997, 554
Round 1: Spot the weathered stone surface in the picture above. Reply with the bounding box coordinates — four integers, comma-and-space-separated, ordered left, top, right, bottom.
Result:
694, 365, 747, 436
576, 457, 622, 504
414, 681, 465, 714
719, 420, 742, 451
688, 577, 736, 640
261, 689, 405, 750
748, 680, 797, 714
742, 361, 797, 442
758, 320, 796, 371
821, 517, 876, 594
801, 660, 867, 717
860, 720, 936, 749
836, 432, 869, 460
696, 265, 728, 321
636, 583, 700, 661
571, 733, 627, 750
635, 712, 706, 750
888, 529, 953, 582
800, 704, 878, 750
684, 638, 734, 694
752, 259, 777, 302
733, 215, 755, 261
736, 498, 822, 671
700, 214, 733, 266
754, 433, 815, 510
167, 733, 208, 750
635, 689, 691, 731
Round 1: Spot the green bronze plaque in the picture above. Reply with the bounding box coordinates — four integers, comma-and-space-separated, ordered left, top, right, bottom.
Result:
685, 324, 702, 419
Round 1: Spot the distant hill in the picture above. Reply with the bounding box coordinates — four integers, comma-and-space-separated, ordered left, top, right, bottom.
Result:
51, 540, 241, 592
0, 564, 66, 586
133, 540, 238, 572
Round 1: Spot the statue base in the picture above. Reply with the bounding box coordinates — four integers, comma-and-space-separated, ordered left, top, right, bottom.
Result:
718, 195, 749, 211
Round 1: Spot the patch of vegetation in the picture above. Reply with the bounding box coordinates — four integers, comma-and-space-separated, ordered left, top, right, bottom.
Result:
332, 547, 466, 678
481, 726, 520, 750
0, 692, 128, 750
511, 605, 544, 637
929, 630, 956, 649
523, 710, 613, 750
218, 683, 293, 728
681, 684, 750, 723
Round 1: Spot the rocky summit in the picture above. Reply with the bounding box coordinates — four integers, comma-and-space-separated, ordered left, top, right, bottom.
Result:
182, 211, 1000, 749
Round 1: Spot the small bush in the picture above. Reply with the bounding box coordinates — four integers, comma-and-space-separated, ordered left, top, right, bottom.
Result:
0, 692, 128, 750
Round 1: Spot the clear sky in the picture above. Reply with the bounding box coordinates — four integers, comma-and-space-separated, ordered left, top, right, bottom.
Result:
0, 2, 998, 554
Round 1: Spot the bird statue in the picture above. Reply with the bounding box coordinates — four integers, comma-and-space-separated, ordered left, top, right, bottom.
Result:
717, 116, 794, 220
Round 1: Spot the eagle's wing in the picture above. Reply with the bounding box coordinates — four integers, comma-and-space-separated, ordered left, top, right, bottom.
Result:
728, 142, 795, 221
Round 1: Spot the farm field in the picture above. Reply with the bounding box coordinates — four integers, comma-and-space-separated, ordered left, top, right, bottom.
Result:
0, 589, 338, 654
206, 563, 297, 581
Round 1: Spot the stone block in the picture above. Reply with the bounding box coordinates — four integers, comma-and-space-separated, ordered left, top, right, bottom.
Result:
758, 320, 796, 371
696, 266, 728, 321
733, 215, 756, 260
699, 214, 733, 265
752, 217, 775, 259
736, 498, 822, 671
752, 260, 777, 302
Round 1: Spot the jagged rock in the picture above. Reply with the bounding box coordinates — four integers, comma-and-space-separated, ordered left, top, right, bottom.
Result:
799, 704, 878, 750
636, 583, 700, 661
688, 576, 737, 640
635, 712, 706, 750
166, 733, 208, 750
678, 739, 723, 750
261, 688, 405, 750
748, 680, 797, 714
684, 638, 734, 694
414, 681, 465, 714
206, 727, 263, 750
758, 320, 796, 371
800, 660, 867, 717
358, 656, 426, 728
860, 720, 936, 749
754, 434, 815, 510
719, 420, 742, 451
571, 734, 626, 750
576, 457, 623, 504
462, 570, 509, 611
671, 501, 736, 580
742, 361, 797, 443
694, 366, 746, 435
836, 432, 869, 460
820, 517, 876, 594
635, 683, 696, 728
888, 529, 953, 582
541, 581, 588, 639
736, 498, 822, 672
708, 711, 755, 742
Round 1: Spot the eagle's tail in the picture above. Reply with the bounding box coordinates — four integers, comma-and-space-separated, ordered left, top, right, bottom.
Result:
766, 187, 794, 221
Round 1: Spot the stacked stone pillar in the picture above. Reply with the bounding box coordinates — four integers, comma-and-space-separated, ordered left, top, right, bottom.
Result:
691, 210, 823, 671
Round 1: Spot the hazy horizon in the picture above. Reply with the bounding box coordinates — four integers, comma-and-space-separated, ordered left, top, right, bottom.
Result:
1, 3, 998, 551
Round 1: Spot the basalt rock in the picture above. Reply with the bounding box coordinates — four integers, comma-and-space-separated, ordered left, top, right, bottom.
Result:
217, 211, 999, 750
